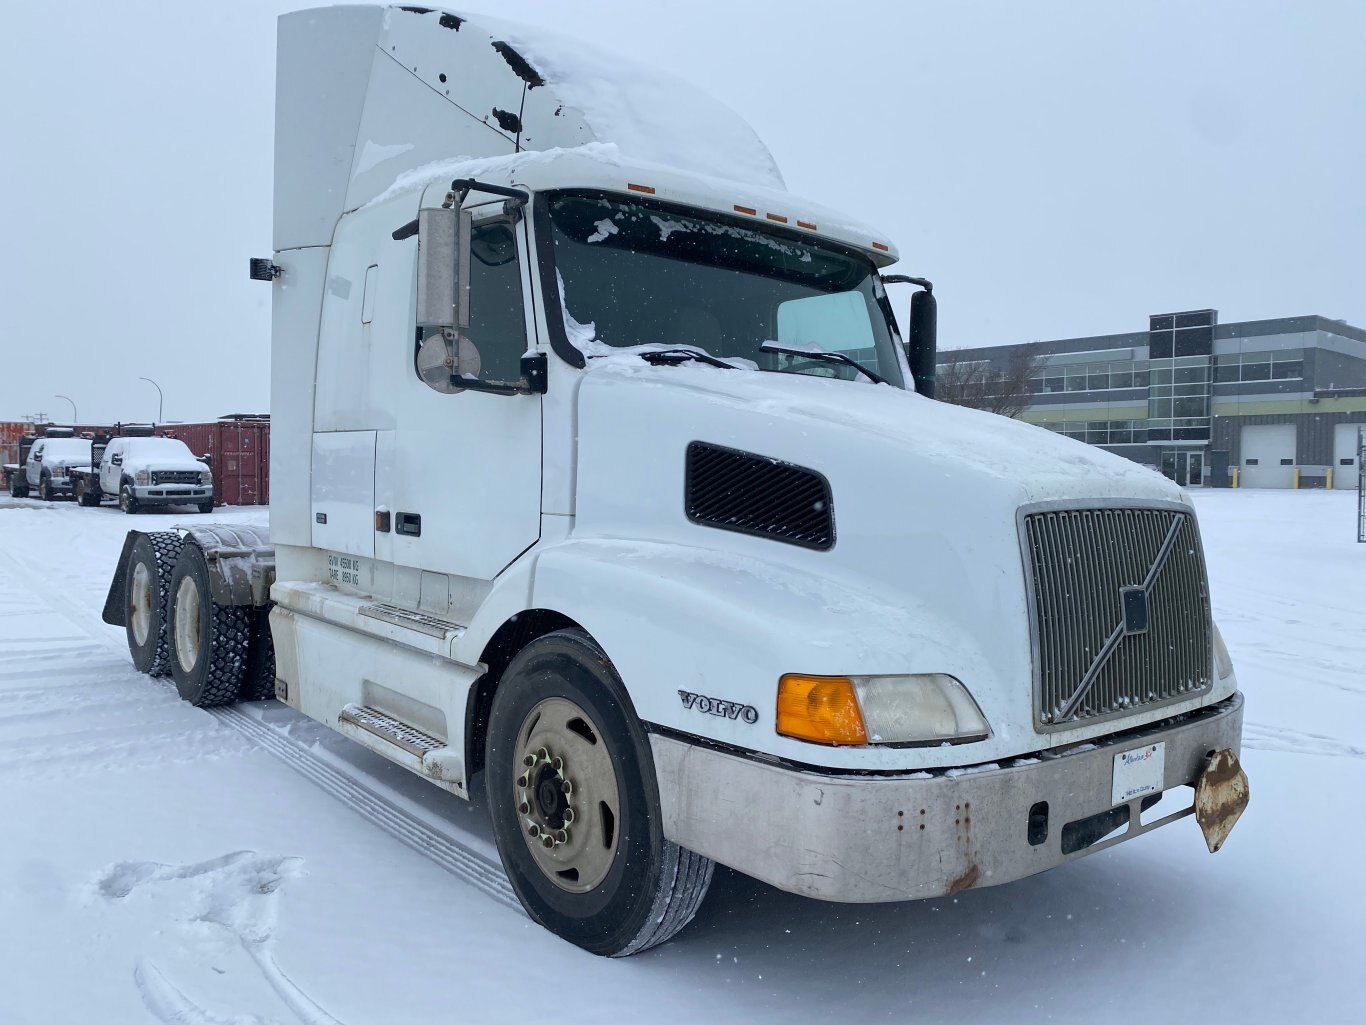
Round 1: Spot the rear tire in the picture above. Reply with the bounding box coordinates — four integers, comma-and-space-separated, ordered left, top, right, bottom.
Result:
239, 605, 277, 701
167, 544, 249, 707
485, 629, 713, 956
78, 480, 101, 506
125, 531, 185, 677
8, 475, 27, 498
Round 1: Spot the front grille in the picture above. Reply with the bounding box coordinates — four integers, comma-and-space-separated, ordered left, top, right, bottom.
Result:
153, 471, 199, 485
1022, 505, 1211, 729
685, 442, 834, 550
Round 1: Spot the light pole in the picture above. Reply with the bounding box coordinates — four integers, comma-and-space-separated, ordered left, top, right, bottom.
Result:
139, 377, 164, 423
54, 395, 77, 423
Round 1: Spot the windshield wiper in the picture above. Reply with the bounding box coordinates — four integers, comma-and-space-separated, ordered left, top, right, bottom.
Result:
758, 341, 885, 384
637, 348, 741, 370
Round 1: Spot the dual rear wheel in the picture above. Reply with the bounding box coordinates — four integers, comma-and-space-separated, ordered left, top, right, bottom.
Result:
123, 531, 274, 705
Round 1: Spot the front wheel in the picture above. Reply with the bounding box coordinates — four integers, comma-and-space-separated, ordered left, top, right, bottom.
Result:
198, 500, 214, 514
38, 477, 52, 501
485, 629, 713, 956
120, 484, 139, 514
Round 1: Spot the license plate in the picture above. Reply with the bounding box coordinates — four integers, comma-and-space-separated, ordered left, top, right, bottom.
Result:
1112, 742, 1165, 805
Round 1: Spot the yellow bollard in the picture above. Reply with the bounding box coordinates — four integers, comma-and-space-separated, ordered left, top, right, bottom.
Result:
1292, 468, 1300, 489
1231, 466, 1239, 488
1326, 468, 1334, 490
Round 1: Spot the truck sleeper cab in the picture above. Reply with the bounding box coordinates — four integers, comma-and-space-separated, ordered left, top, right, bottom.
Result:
104, 4, 1249, 958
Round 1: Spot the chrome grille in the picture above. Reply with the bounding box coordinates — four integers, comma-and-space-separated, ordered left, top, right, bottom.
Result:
1022, 505, 1212, 729
152, 471, 199, 484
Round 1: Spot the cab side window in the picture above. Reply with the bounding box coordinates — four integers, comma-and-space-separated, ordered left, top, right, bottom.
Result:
416, 220, 527, 391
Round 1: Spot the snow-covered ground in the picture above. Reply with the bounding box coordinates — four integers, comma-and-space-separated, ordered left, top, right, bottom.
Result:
0, 490, 1361, 1024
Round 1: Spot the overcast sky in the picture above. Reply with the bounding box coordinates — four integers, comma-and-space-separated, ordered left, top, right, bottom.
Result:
2, 0, 1362, 424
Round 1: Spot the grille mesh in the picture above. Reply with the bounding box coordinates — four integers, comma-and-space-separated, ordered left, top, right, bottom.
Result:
685, 442, 834, 550
1023, 507, 1211, 727
153, 471, 200, 484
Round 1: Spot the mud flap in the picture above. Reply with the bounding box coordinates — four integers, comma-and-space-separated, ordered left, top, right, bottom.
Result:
1194, 748, 1250, 853
101, 530, 144, 626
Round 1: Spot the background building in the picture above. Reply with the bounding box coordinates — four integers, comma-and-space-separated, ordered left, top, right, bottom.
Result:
945, 311, 1366, 488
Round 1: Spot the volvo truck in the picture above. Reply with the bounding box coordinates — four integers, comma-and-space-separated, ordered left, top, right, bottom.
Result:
102, 5, 1250, 956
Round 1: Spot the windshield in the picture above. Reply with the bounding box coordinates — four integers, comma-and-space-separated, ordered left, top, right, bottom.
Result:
545, 194, 905, 388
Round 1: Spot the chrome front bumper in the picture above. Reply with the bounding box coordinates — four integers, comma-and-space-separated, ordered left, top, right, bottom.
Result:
651, 692, 1245, 903
130, 485, 212, 505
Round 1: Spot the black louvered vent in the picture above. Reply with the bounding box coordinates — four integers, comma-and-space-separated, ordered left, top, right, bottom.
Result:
685, 442, 834, 550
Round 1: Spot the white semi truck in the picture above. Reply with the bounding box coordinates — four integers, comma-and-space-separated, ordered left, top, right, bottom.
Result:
102, 4, 1249, 956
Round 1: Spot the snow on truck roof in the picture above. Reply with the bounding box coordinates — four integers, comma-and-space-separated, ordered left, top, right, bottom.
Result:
276, 5, 898, 263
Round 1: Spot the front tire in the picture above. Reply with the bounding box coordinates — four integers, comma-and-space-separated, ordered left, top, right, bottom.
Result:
198, 499, 215, 514
167, 543, 250, 707
120, 483, 139, 514
125, 531, 185, 677
486, 629, 713, 956
38, 477, 52, 501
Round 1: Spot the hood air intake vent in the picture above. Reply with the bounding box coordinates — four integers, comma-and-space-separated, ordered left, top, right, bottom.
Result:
685, 442, 834, 550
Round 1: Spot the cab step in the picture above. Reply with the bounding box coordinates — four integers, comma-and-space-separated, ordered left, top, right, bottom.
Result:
339, 704, 443, 757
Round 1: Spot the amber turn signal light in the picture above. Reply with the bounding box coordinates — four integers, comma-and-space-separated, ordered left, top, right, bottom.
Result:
776, 675, 869, 745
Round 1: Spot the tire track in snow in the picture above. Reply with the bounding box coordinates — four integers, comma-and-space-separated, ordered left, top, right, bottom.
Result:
1242, 721, 1366, 760
0, 537, 517, 912
213, 706, 519, 911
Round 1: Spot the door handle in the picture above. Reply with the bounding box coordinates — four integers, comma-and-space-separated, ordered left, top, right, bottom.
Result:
396, 512, 422, 537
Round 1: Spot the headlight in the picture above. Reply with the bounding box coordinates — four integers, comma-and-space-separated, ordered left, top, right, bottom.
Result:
135, 470, 150, 484
50, 466, 66, 478
1213, 624, 1234, 680
776, 673, 991, 746
199, 471, 212, 485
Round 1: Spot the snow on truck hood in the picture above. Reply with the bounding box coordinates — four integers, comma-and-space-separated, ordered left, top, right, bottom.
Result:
578, 359, 1179, 509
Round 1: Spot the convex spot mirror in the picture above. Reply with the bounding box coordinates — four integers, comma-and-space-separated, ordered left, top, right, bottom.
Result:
416, 334, 483, 394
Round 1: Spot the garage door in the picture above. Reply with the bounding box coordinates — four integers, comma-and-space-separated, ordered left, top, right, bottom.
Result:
1334, 423, 1363, 490
1240, 424, 1296, 488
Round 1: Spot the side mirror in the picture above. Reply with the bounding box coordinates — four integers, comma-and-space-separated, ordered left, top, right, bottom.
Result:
881, 275, 937, 398
415, 206, 471, 331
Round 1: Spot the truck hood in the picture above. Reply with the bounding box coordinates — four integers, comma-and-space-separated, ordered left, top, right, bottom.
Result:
567, 361, 1221, 769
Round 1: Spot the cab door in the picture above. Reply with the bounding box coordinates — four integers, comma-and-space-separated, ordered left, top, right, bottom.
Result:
27, 441, 44, 486
382, 209, 542, 586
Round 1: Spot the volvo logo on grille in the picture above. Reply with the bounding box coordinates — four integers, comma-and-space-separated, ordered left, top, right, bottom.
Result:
1121, 586, 1149, 635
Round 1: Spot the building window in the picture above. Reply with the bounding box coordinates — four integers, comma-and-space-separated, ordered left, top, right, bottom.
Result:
1212, 349, 1303, 384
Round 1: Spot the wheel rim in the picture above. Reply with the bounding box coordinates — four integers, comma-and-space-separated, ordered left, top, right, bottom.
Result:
121, 488, 129, 510
174, 576, 202, 673
513, 696, 621, 893
130, 562, 153, 646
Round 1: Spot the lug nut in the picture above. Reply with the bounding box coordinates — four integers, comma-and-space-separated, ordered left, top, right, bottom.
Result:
562, 808, 575, 824
561, 780, 573, 795
518, 801, 530, 815
555, 830, 568, 844
552, 756, 563, 772
528, 823, 540, 838
537, 747, 549, 763
517, 773, 529, 789
542, 835, 555, 849
523, 754, 535, 768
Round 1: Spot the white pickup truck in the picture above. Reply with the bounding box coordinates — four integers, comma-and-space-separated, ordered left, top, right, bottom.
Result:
74, 436, 214, 513
101, 4, 1249, 957
8, 434, 92, 501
